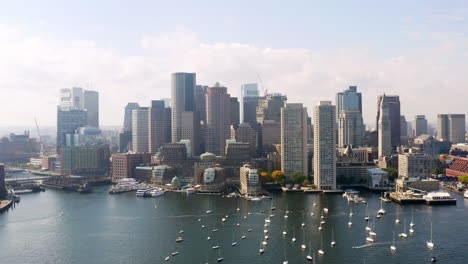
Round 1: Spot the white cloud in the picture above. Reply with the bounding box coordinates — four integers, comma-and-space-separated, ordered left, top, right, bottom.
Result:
0, 24, 467, 131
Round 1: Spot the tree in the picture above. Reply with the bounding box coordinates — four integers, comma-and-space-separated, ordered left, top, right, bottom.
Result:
260, 171, 273, 183
382, 167, 398, 180
432, 168, 445, 176
271, 170, 285, 186
459, 175, 468, 184
302, 179, 311, 186
290, 173, 306, 185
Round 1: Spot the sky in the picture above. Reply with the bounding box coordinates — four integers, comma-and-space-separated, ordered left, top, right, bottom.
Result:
0, 0, 467, 130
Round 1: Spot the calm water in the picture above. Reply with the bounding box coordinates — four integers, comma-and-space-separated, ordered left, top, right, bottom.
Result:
1, 183, 468, 264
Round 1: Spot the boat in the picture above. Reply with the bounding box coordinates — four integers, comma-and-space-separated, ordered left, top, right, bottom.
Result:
423, 191, 456, 204
323, 207, 329, 213
349, 208, 353, 217
12, 189, 34, 194
242, 235, 246, 239
179, 230, 184, 234
212, 229, 219, 232
427, 222, 435, 249
206, 210, 212, 214
264, 235, 269, 240
165, 256, 170, 261
390, 231, 397, 252
136, 187, 154, 197
217, 248, 224, 262
301, 229, 307, 250
176, 237, 183, 242
395, 206, 400, 224
212, 246, 220, 249
399, 219, 408, 238
306, 241, 313, 261
366, 237, 374, 243
171, 252, 179, 256
410, 209, 415, 227
378, 196, 386, 215
318, 235, 325, 255
464, 190, 468, 199
431, 256, 437, 262
348, 214, 353, 227
331, 228, 336, 246
248, 229, 253, 232
231, 242, 237, 246
292, 228, 297, 242
150, 188, 165, 197
259, 235, 265, 254
365, 204, 370, 221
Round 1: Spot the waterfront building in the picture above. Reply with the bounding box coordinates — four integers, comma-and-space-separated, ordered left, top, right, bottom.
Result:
56, 108, 88, 151
41, 156, 57, 171
338, 110, 364, 147
437, 114, 466, 143
111, 152, 152, 182
239, 163, 261, 195
412, 115, 427, 137
153, 143, 195, 184
132, 107, 150, 153
336, 146, 376, 186
376, 95, 400, 147
171, 72, 196, 143
230, 97, 240, 126
149, 100, 171, 153
60, 144, 110, 176
378, 95, 392, 157
281, 103, 308, 179
336, 86, 362, 118
196, 166, 227, 192
240, 83, 259, 125
0, 164, 5, 198
398, 153, 436, 178
205, 83, 231, 156
151, 165, 176, 185
0, 132, 40, 162
367, 168, 389, 188
412, 134, 451, 155
446, 156, 468, 178
313, 101, 336, 190
231, 123, 257, 157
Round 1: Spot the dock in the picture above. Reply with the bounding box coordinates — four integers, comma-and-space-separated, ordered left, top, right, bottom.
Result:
388, 192, 457, 205
0, 200, 13, 213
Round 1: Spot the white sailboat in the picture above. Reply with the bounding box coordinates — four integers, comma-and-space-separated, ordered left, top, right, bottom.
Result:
331, 228, 336, 246
231, 232, 237, 246
259, 235, 265, 254
318, 235, 325, 255
306, 241, 313, 261
365, 203, 370, 221
395, 206, 400, 224
301, 228, 307, 250
378, 195, 386, 215
410, 209, 415, 227
349, 208, 354, 217
390, 231, 397, 252
399, 219, 408, 238
292, 228, 297, 242
217, 248, 224, 262
302, 211, 306, 228
348, 214, 353, 227
427, 222, 435, 249
369, 218, 377, 237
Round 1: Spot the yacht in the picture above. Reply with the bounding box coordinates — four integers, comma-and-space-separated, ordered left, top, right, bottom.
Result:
165, 256, 170, 261
427, 222, 435, 249
395, 206, 400, 224
150, 188, 165, 197
377, 195, 386, 215
423, 191, 456, 204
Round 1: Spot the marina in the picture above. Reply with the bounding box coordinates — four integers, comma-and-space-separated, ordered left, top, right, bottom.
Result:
1, 184, 467, 264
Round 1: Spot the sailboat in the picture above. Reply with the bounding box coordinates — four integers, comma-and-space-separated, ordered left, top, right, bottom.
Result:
378, 195, 386, 215
399, 219, 408, 238
231, 232, 237, 246
318, 235, 325, 255
301, 228, 307, 250
348, 214, 353, 227
427, 222, 435, 249
395, 206, 400, 224
365, 204, 370, 221
292, 228, 297, 242
390, 231, 397, 252
349, 208, 354, 217
282, 219, 288, 235
283, 239, 288, 264
410, 209, 415, 227
369, 218, 377, 237
306, 241, 313, 261
206, 195, 212, 214
270, 199, 276, 210
302, 211, 306, 228
331, 228, 336, 246
217, 247, 224, 262
259, 234, 265, 254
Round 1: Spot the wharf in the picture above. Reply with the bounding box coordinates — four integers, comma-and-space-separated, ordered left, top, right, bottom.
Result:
0, 200, 13, 213
389, 192, 425, 204
282, 187, 304, 192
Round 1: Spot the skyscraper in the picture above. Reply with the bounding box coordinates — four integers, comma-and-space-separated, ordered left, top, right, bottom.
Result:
205, 83, 231, 156
240, 83, 259, 124
119, 102, 140, 153
149, 100, 171, 153
230, 97, 240, 126
171, 72, 196, 143
376, 95, 400, 147
437, 114, 466, 143
132, 107, 149, 153
336, 86, 362, 117
338, 110, 364, 147
400, 115, 408, 137
56, 108, 88, 151
437, 114, 450, 141
313, 101, 336, 190
83, 90, 99, 127
281, 103, 308, 178
378, 95, 392, 157
231, 123, 257, 158
412, 115, 428, 137
60, 87, 99, 127
257, 93, 287, 155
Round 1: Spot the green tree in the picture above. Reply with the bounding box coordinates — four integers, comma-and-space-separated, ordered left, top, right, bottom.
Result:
271, 170, 285, 186
459, 175, 468, 184
290, 173, 306, 185
432, 168, 446, 176
382, 167, 398, 180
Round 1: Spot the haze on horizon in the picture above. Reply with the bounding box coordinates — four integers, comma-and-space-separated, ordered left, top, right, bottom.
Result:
0, 0, 467, 128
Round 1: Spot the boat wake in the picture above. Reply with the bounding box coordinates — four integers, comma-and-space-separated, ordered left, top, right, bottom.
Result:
353, 241, 391, 249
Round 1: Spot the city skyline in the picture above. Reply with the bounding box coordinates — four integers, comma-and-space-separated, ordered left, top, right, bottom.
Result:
1, 1, 468, 127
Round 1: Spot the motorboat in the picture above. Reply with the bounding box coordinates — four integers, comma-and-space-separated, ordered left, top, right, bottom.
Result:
176, 237, 183, 242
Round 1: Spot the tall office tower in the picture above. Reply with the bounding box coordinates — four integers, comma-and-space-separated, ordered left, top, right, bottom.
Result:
338, 110, 364, 147
336, 86, 362, 117
123, 103, 140, 131
412, 115, 428, 137
231, 123, 257, 157
60, 87, 99, 127
437, 114, 450, 141
205, 83, 231, 156
376, 95, 400, 147
281, 103, 308, 179
132, 107, 149, 153
400, 115, 408, 137
448, 114, 466, 143
240, 83, 259, 124
119, 102, 140, 153
256, 93, 287, 123
171, 72, 196, 143
378, 95, 392, 157
56, 108, 88, 151
195, 85, 208, 123
149, 100, 171, 153
313, 101, 336, 190
83, 90, 99, 127
230, 97, 240, 126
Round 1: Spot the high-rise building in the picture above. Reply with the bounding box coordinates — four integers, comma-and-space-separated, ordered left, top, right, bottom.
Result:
205, 83, 231, 156
400, 115, 408, 137
171, 72, 196, 143
56, 108, 87, 151
412, 115, 427, 137
132, 107, 149, 153
195, 85, 208, 123
239, 163, 261, 196
437, 114, 466, 143
281, 103, 308, 179
256, 93, 287, 123
313, 101, 336, 190
123, 103, 140, 132
336, 86, 362, 117
398, 153, 436, 178
231, 123, 257, 157
240, 83, 259, 124
119, 102, 140, 153
338, 110, 364, 148
149, 100, 171, 153
378, 95, 392, 157
83, 90, 99, 127
180, 111, 201, 155
230, 97, 240, 126
60, 87, 99, 127
376, 95, 400, 146
60, 144, 110, 175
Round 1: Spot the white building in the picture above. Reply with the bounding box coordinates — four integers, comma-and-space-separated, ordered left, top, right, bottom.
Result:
367, 168, 389, 188
281, 103, 308, 179
313, 101, 337, 190
239, 164, 261, 195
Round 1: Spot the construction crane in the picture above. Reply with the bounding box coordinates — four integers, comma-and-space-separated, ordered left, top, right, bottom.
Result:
256, 73, 268, 96
34, 117, 44, 156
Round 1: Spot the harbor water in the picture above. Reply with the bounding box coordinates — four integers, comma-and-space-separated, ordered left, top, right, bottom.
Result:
1, 183, 468, 263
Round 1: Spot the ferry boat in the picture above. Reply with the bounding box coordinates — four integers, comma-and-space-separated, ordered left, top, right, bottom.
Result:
423, 191, 457, 205
109, 178, 145, 194
150, 188, 165, 197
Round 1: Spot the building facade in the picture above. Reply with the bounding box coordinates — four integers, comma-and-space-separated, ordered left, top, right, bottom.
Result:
171, 72, 196, 143
132, 107, 149, 153
111, 152, 152, 182
378, 95, 392, 157
412, 115, 427, 137
239, 163, 261, 195
398, 153, 436, 178
336, 86, 362, 117
60, 145, 110, 175
56, 108, 88, 151
205, 83, 231, 156
376, 95, 400, 147
240, 83, 259, 124
149, 100, 171, 153
338, 110, 364, 148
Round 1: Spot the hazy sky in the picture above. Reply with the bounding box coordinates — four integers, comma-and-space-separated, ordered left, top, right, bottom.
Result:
0, 0, 467, 129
